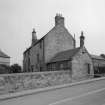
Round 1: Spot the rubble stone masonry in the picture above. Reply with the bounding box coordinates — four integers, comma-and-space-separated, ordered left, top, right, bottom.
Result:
0, 71, 71, 95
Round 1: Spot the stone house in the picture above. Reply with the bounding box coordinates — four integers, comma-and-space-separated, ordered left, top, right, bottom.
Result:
0, 50, 10, 74
23, 14, 94, 78
0, 50, 10, 66
23, 14, 75, 72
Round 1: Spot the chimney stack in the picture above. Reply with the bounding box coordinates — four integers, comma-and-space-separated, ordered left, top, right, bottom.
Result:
31, 28, 37, 46
80, 31, 85, 47
74, 34, 76, 48
55, 13, 65, 26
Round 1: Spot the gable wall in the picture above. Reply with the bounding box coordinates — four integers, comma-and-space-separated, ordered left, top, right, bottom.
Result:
72, 47, 94, 79
44, 25, 74, 63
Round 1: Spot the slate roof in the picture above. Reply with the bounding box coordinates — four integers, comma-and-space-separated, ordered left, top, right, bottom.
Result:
0, 50, 10, 58
49, 47, 80, 63
91, 54, 105, 60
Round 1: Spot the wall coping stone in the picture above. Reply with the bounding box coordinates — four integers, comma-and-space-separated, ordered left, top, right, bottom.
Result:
0, 70, 70, 77
0, 76, 105, 101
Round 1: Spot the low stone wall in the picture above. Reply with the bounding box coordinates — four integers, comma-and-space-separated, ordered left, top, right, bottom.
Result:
0, 70, 71, 95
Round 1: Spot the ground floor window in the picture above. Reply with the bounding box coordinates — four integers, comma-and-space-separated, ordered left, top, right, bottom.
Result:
47, 60, 71, 71
31, 65, 34, 72
47, 62, 56, 71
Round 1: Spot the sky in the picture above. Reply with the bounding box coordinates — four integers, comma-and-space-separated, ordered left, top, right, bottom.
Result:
0, 0, 105, 66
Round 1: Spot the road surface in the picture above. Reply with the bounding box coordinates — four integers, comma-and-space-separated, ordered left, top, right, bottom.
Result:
0, 78, 105, 105
50, 88, 105, 105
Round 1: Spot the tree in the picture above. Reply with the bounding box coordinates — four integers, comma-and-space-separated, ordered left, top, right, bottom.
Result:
100, 54, 105, 59
10, 64, 22, 73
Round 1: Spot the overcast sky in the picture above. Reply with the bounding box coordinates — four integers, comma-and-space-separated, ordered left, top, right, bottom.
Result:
0, 0, 105, 65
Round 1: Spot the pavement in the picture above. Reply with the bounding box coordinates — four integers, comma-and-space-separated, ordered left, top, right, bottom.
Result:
0, 78, 105, 105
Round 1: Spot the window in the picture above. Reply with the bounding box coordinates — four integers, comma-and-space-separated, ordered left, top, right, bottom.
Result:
37, 54, 39, 63
56, 63, 60, 70
87, 64, 90, 74
59, 61, 69, 70
63, 62, 68, 69
31, 65, 34, 72
47, 61, 70, 71
60, 63, 64, 69
36, 64, 38, 69
51, 63, 56, 71
40, 41, 42, 48
28, 57, 30, 71
47, 63, 56, 71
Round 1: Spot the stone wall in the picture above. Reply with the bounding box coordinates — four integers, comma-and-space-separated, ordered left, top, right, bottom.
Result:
0, 71, 71, 95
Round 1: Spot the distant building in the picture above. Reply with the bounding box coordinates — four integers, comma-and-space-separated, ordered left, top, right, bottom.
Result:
91, 55, 105, 75
0, 50, 10, 66
0, 50, 10, 74
23, 14, 94, 78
